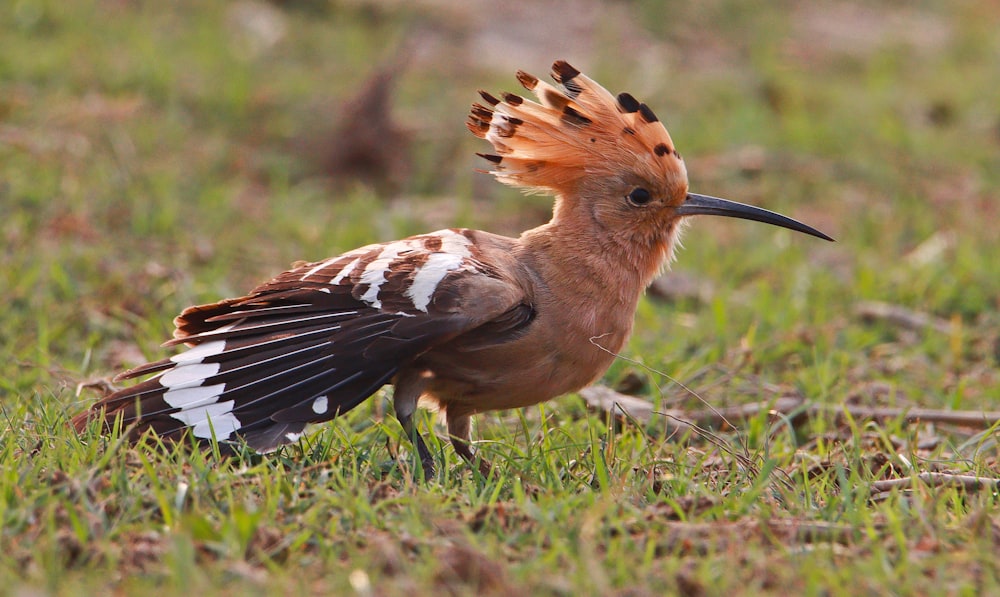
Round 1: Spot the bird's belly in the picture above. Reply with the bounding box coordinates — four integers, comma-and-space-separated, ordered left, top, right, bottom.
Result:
418, 319, 628, 415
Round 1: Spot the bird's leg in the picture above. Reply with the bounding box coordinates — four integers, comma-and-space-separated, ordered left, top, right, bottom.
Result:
448, 413, 493, 477
393, 370, 436, 478
397, 411, 435, 478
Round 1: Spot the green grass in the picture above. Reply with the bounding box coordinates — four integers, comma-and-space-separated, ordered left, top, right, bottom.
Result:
3, 0, 999, 594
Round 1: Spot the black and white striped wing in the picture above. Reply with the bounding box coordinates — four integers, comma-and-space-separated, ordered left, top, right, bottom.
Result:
76, 229, 528, 452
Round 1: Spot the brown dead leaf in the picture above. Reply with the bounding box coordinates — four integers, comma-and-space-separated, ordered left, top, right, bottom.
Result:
120, 530, 167, 574
247, 525, 287, 563
434, 541, 512, 595
296, 60, 413, 195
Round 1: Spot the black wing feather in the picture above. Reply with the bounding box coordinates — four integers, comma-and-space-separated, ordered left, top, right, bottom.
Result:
78, 289, 468, 452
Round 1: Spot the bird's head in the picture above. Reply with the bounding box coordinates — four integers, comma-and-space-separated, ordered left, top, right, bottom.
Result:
468, 61, 831, 276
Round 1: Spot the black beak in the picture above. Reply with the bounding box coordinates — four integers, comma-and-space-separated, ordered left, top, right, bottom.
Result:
677, 193, 834, 241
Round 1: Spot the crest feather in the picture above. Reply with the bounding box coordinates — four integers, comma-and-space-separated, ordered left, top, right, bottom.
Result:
467, 61, 686, 194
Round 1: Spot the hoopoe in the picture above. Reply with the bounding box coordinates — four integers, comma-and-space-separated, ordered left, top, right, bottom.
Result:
73, 61, 831, 475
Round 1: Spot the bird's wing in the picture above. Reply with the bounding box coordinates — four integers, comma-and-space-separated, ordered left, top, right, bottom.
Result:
75, 229, 531, 452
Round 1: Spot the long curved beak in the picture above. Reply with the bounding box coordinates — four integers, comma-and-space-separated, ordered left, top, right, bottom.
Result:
677, 193, 834, 241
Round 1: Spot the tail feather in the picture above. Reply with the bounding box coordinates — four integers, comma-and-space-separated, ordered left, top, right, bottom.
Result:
113, 358, 174, 382
73, 291, 416, 452
164, 310, 356, 347
203, 302, 316, 323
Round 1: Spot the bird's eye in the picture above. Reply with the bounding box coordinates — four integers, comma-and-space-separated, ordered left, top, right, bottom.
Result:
626, 187, 652, 207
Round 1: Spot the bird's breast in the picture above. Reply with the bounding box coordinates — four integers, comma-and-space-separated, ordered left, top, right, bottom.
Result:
418, 292, 635, 414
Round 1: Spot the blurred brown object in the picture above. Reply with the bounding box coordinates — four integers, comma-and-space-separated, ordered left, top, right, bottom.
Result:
298, 58, 413, 195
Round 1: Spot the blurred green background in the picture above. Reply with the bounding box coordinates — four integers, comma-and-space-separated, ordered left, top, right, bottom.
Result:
4, 0, 997, 410
1, 0, 999, 594
4, 0, 998, 407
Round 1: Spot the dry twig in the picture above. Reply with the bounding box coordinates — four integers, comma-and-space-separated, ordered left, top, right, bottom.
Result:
870, 473, 1000, 494
579, 385, 1000, 429
854, 300, 952, 334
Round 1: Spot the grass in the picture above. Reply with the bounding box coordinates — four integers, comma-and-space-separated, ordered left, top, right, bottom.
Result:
2, 0, 999, 594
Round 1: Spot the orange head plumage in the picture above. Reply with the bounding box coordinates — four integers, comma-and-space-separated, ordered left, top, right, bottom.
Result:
468, 61, 832, 277
467, 60, 689, 205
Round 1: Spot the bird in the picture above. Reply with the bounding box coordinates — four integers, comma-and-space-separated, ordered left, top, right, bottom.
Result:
72, 60, 832, 476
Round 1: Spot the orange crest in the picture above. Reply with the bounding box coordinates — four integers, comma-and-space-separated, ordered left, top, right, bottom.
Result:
467, 61, 688, 196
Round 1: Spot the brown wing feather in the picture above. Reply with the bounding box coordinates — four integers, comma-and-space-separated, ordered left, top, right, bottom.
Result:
74, 230, 530, 453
